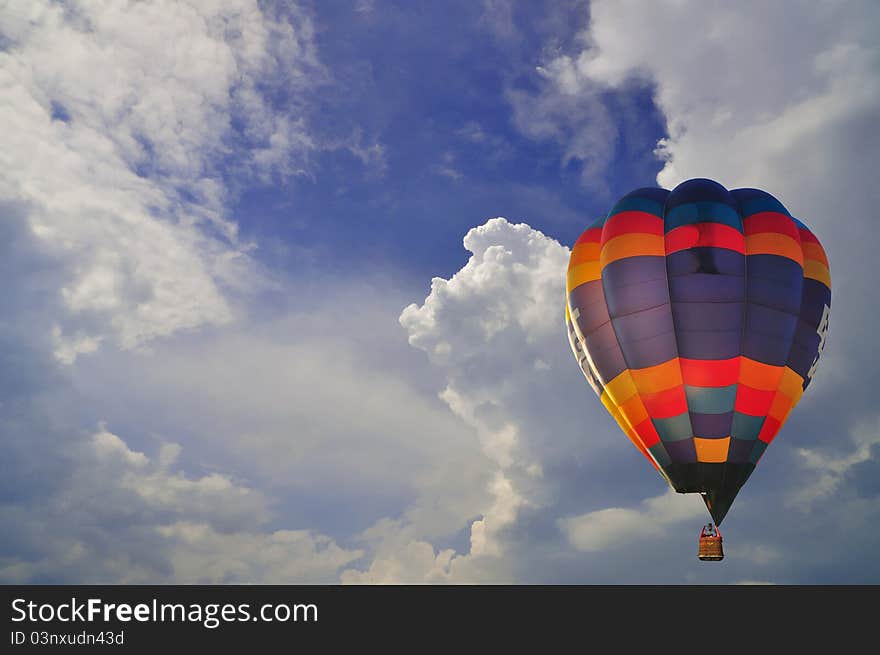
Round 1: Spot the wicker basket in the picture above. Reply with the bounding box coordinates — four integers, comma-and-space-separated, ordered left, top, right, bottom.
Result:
698, 535, 724, 561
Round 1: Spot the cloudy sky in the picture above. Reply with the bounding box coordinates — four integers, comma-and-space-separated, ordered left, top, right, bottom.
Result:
1, 0, 878, 584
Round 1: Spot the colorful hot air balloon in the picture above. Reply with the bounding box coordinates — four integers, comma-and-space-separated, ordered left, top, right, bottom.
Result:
565, 178, 831, 537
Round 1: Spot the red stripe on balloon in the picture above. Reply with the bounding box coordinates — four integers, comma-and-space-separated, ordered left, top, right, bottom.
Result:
640, 385, 688, 419
742, 212, 801, 240
633, 418, 661, 448
798, 228, 820, 245
575, 227, 603, 246
680, 357, 740, 387
758, 416, 782, 443
665, 223, 745, 254
601, 211, 665, 243
734, 385, 776, 416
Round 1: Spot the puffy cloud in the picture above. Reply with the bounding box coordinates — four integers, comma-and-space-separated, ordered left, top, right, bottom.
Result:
399, 218, 573, 565
560, 490, 705, 553
789, 416, 880, 508
0, 0, 322, 360
155, 524, 360, 584
344, 217, 670, 582
0, 425, 361, 583
340, 519, 456, 584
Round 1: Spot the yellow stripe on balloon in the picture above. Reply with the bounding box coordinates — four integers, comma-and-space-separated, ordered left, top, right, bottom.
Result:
566, 261, 601, 292
604, 370, 639, 406
804, 260, 831, 289
601, 390, 660, 473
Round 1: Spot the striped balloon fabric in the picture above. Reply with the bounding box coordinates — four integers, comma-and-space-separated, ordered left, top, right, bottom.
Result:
565, 178, 831, 524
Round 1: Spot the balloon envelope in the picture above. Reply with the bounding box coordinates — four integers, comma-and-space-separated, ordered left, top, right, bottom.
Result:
565, 178, 830, 524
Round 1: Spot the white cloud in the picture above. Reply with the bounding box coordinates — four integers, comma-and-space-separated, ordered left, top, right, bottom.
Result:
341, 519, 455, 584
560, 489, 705, 553
339, 217, 676, 582
156, 523, 360, 584
790, 416, 880, 507
399, 218, 573, 563
0, 425, 361, 583
0, 0, 322, 360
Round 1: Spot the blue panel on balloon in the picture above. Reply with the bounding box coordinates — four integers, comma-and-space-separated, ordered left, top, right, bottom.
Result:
667, 248, 744, 277
668, 274, 744, 303
675, 329, 741, 360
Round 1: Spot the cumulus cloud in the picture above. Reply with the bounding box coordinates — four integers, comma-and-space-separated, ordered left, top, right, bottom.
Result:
340, 519, 456, 584
560, 490, 705, 553
0, 425, 361, 583
399, 219, 572, 561
339, 217, 671, 582
0, 0, 322, 360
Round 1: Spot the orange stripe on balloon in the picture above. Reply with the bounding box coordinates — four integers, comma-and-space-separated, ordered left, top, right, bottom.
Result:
768, 391, 794, 422
630, 358, 683, 394
801, 242, 828, 267
665, 223, 745, 254
680, 357, 740, 387
745, 233, 804, 265
738, 357, 784, 390
694, 437, 730, 463
778, 366, 805, 405
599, 233, 665, 269
602, 393, 656, 468
568, 241, 601, 266
601, 211, 664, 242
619, 393, 650, 427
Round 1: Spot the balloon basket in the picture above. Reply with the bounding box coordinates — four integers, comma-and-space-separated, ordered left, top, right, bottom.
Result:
698, 535, 724, 561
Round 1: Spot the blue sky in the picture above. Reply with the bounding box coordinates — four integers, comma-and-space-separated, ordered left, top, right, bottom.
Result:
1, 0, 879, 584
231, 1, 666, 282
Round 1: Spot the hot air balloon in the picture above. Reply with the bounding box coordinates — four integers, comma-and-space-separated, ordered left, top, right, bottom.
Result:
565, 178, 831, 560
